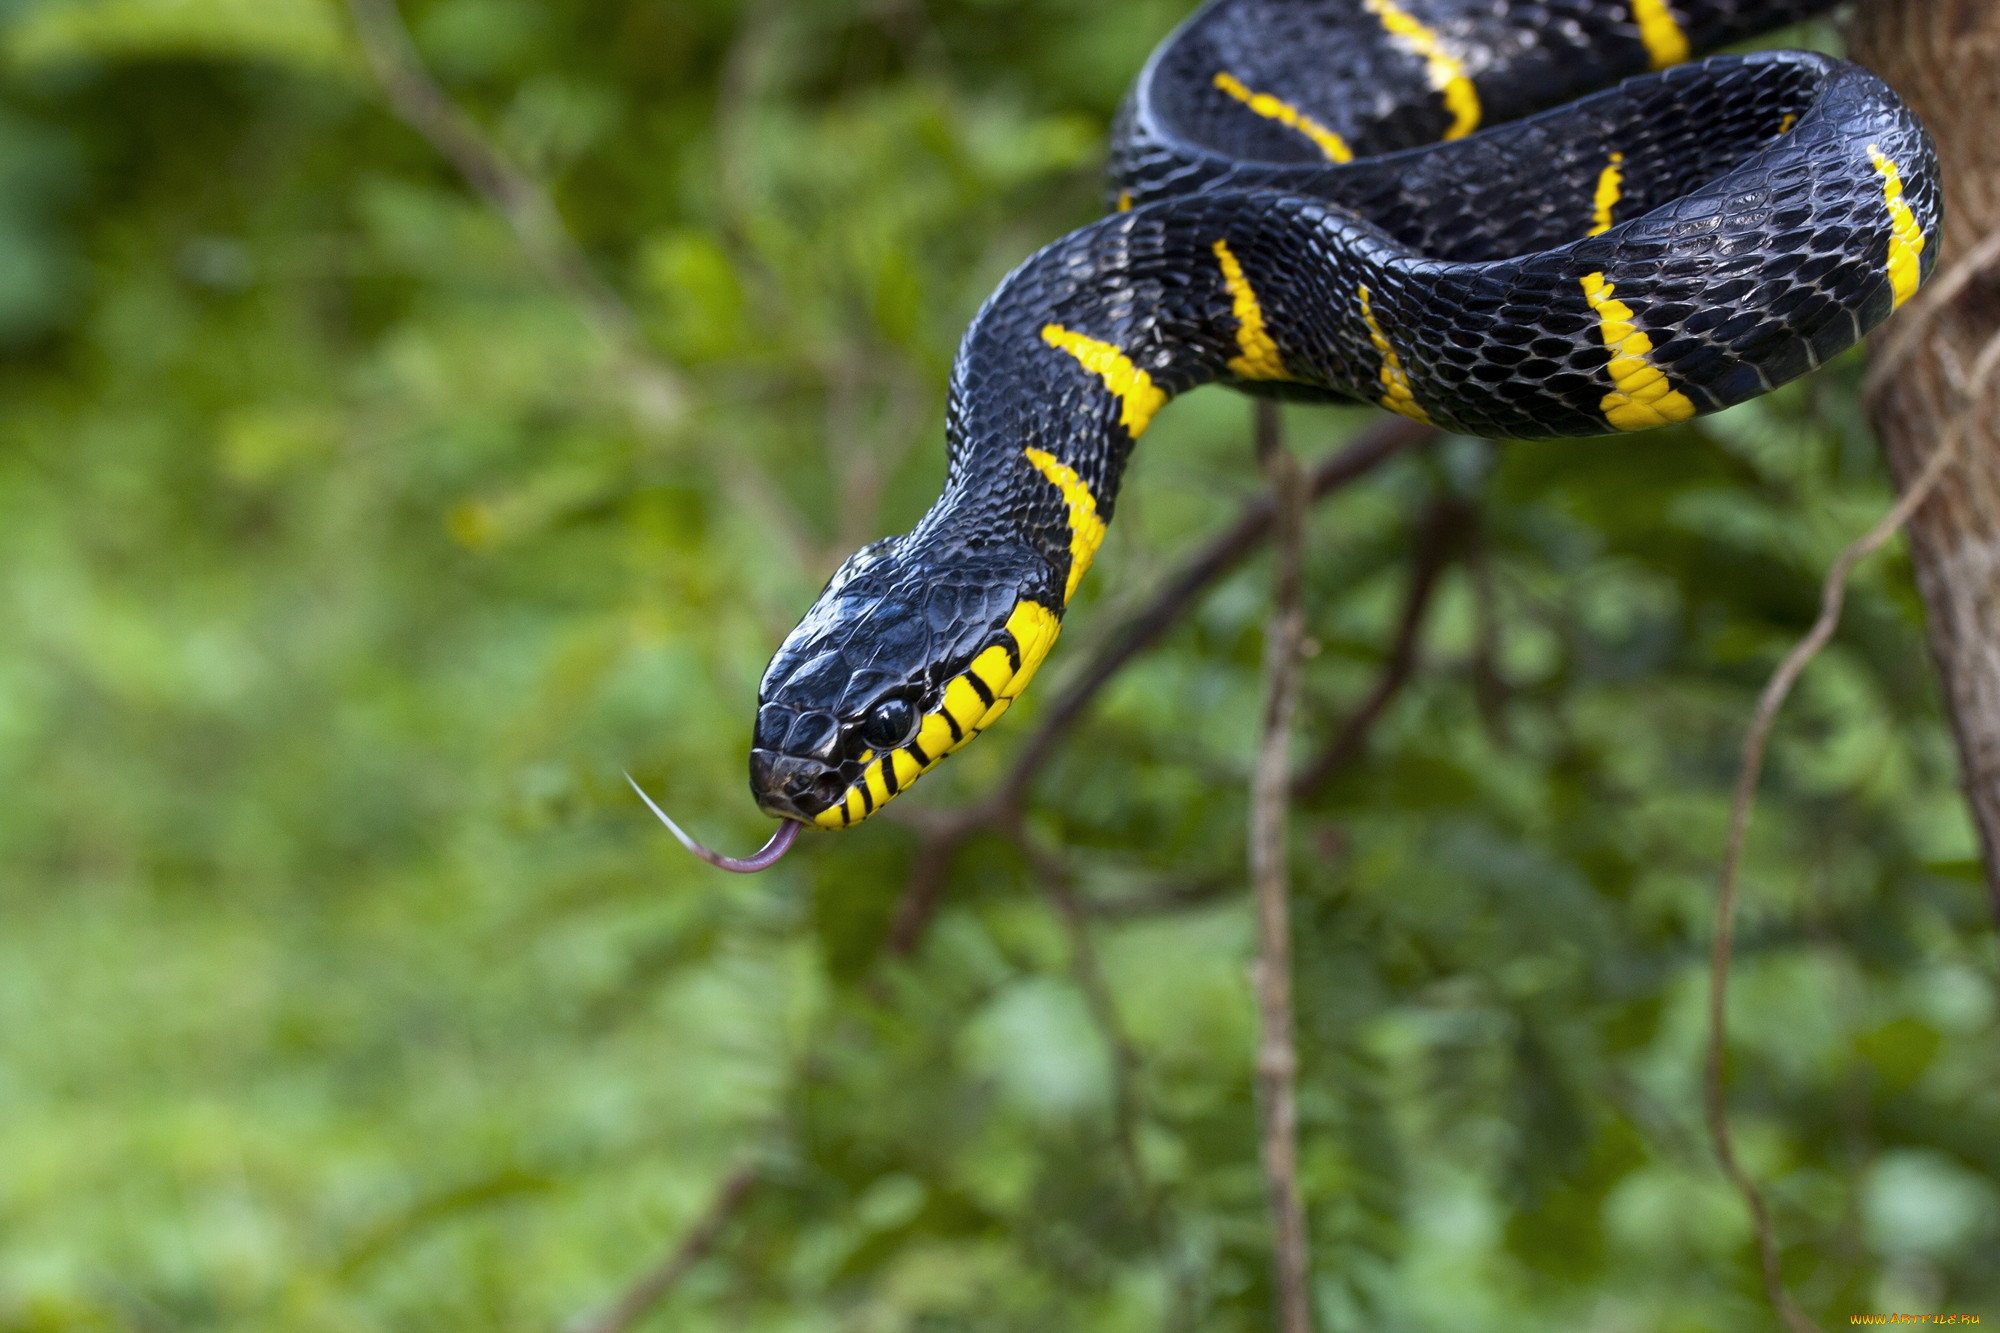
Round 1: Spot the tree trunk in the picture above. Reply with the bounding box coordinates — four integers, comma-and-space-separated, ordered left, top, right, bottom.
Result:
1849, 0, 2000, 921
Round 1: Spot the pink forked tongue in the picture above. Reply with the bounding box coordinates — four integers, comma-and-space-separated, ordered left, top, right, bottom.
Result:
625, 773, 801, 873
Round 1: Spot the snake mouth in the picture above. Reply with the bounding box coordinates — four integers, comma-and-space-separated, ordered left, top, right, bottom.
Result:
749, 749, 848, 822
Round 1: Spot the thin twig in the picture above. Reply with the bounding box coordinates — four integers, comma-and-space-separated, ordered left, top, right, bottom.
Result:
1031, 847, 1160, 1217
346, 0, 829, 574
884, 416, 1434, 954
1082, 874, 1234, 918
1291, 495, 1467, 796
1250, 401, 1313, 1333
564, 1166, 759, 1333
343, 0, 689, 426
1023, 838, 1202, 1330
1706, 330, 2000, 1333
885, 819, 966, 954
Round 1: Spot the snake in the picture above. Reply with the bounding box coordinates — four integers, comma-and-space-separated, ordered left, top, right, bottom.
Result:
634, 0, 1941, 870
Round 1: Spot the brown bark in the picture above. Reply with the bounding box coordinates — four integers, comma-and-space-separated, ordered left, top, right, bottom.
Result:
1850, 0, 2000, 920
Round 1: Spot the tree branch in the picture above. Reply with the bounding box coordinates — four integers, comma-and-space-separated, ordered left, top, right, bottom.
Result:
1250, 401, 1313, 1333
1019, 835, 1201, 1330
344, 0, 832, 576
1705, 328, 2000, 1333
1000, 415, 1436, 810
886, 812, 978, 955
1850, 0, 2000, 923
1291, 494, 1467, 797
1081, 874, 1234, 919
564, 1166, 759, 1333
1028, 841, 1156, 1209
885, 415, 1434, 955
343, 0, 689, 426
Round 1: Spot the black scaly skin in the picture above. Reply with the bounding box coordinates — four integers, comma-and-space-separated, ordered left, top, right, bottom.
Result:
747, 0, 1940, 831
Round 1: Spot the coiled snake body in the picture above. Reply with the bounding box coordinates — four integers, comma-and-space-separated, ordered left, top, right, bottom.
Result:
654, 0, 1941, 860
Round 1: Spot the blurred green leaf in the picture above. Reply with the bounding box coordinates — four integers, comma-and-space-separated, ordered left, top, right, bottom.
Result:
0, 3, 1991, 1330
8, 0, 356, 72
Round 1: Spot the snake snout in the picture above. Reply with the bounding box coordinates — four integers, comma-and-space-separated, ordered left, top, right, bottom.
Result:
750, 748, 846, 821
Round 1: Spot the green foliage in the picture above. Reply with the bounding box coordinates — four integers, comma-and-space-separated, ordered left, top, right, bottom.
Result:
0, 2, 1992, 1330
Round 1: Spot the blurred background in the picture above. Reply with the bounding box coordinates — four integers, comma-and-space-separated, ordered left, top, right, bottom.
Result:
0, 1, 1994, 1329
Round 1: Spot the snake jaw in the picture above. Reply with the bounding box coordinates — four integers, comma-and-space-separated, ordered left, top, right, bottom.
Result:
750, 523, 1066, 830
748, 748, 851, 823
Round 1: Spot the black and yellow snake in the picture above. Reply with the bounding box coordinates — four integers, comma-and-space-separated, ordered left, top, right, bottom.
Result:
632, 0, 1940, 870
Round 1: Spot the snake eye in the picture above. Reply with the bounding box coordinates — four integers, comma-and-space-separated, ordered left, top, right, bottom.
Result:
858, 697, 918, 751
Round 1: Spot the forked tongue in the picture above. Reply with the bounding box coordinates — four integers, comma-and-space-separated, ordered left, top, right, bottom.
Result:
626, 773, 801, 873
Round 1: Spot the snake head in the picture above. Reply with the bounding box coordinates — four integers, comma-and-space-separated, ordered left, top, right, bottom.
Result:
752, 534, 1065, 828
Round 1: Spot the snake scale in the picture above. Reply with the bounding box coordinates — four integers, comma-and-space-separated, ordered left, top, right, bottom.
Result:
636, 0, 1941, 867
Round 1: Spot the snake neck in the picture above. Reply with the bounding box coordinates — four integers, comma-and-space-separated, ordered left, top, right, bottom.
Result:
921, 199, 1394, 610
